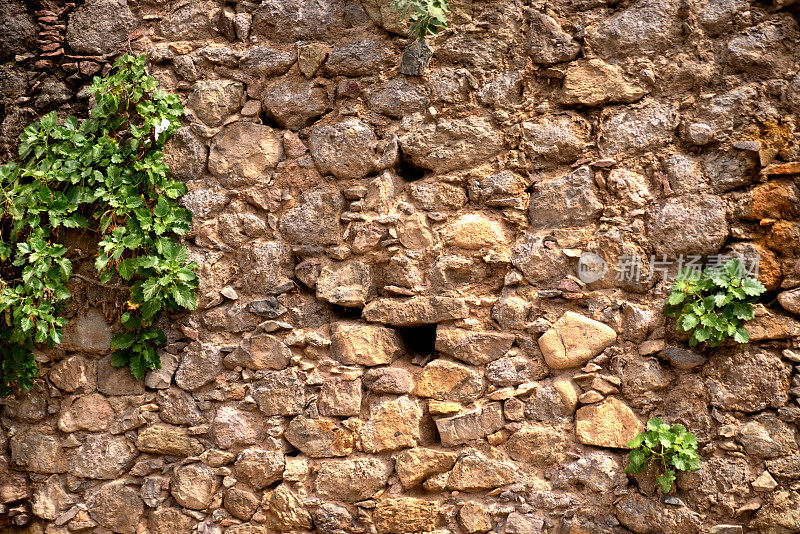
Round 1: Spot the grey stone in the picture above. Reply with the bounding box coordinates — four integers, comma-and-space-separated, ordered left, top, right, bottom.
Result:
261, 78, 332, 130
363, 296, 469, 326
174, 342, 223, 391
699, 0, 748, 34
436, 403, 505, 447
0, 0, 35, 59
526, 11, 580, 65
727, 16, 799, 75
399, 39, 433, 76
208, 122, 282, 188
163, 128, 208, 182
599, 99, 678, 156
651, 194, 728, 257
159, 389, 204, 426
240, 46, 295, 78
86, 481, 144, 534
529, 166, 602, 227
70, 434, 137, 480
368, 78, 429, 117
60, 309, 112, 354
279, 185, 343, 246
701, 151, 756, 193
504, 513, 544, 534
704, 348, 791, 412
325, 39, 390, 76
235, 448, 285, 489
510, 232, 570, 285
586, 0, 682, 58
245, 298, 287, 318
251, 0, 344, 41
66, 0, 135, 55
11, 432, 66, 474
239, 241, 295, 295
319, 378, 362, 417
180, 188, 228, 220
398, 116, 504, 173
224, 333, 292, 370
487, 355, 543, 386
521, 115, 589, 166
315, 457, 391, 502
658, 347, 707, 370
435, 326, 515, 365
97, 355, 145, 395
309, 119, 378, 179
159, 0, 220, 40
252, 368, 305, 415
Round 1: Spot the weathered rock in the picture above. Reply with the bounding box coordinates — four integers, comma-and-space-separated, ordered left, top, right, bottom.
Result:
285, 415, 355, 457
658, 347, 707, 370
268, 483, 313, 531
316, 261, 374, 307
10, 432, 67, 474
750, 490, 800, 534
135, 424, 203, 456
171, 463, 216, 510
522, 116, 590, 166
66, 0, 135, 55
398, 116, 504, 173
187, 80, 244, 128
224, 333, 292, 371
174, 342, 223, 391
331, 321, 403, 365
261, 78, 331, 130
148, 508, 196, 534
2, 388, 46, 422
651, 195, 728, 257
239, 241, 295, 295
61, 309, 112, 353
415, 359, 485, 403
575, 397, 645, 448
279, 185, 343, 246
436, 403, 505, 447
315, 457, 391, 502
325, 39, 391, 76
0, 456, 28, 503
560, 59, 645, 107
234, 448, 285, 489
363, 296, 469, 326
158, 0, 220, 40
86, 481, 144, 534
240, 45, 295, 78
505, 512, 545, 534
363, 367, 413, 394
224, 487, 259, 521
58, 393, 114, 432
526, 11, 580, 64
212, 405, 266, 449
778, 288, 800, 315
459, 501, 492, 533
313, 503, 359, 534
49, 354, 96, 393
529, 166, 602, 227
551, 450, 626, 493
703, 348, 790, 412
615, 492, 703, 534
31, 475, 69, 521
374, 497, 439, 534
599, 100, 678, 156
586, 0, 682, 58
252, 368, 306, 415
487, 354, 546, 386
251, 0, 344, 42
70, 434, 137, 479
448, 449, 518, 491
395, 447, 458, 489
309, 119, 378, 180
368, 78, 429, 117
208, 122, 282, 188
538, 311, 617, 370
0, 0, 35, 59
399, 39, 433, 75
510, 233, 570, 285
440, 213, 510, 250
319, 378, 362, 417
727, 16, 799, 75
506, 423, 569, 465
737, 414, 797, 459
360, 395, 424, 452
766, 455, 800, 479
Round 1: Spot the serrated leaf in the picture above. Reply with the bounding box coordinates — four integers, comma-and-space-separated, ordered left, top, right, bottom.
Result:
657, 470, 676, 494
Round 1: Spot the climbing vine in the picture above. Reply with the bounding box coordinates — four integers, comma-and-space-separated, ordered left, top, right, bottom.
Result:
0, 54, 197, 395
392, 0, 451, 40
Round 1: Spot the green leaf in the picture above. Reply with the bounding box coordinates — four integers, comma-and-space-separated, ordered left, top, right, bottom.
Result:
626, 449, 647, 475
657, 470, 676, 494
733, 327, 749, 344
680, 314, 700, 331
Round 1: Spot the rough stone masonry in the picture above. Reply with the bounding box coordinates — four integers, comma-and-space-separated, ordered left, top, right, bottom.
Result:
1, 0, 800, 532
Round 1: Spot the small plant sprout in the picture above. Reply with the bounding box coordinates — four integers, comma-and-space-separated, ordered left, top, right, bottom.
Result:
392, 0, 451, 40
665, 258, 765, 347
625, 417, 701, 494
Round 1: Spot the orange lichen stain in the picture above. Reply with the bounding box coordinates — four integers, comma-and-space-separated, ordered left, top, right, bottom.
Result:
748, 180, 799, 220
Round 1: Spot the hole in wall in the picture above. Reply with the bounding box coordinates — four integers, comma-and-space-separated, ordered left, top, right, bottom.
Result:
396, 151, 428, 182
397, 324, 437, 357
330, 304, 363, 320
259, 109, 280, 129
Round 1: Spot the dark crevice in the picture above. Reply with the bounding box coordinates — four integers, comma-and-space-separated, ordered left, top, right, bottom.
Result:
259, 109, 280, 129
397, 324, 437, 357
330, 304, 363, 320
396, 150, 428, 182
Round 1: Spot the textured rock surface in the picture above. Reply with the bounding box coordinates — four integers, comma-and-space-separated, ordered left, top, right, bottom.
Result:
2, 0, 800, 530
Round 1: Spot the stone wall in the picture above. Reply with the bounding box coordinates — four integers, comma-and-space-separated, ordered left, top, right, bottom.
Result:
1, 0, 800, 532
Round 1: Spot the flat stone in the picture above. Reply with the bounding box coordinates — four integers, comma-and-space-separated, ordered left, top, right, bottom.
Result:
325, 39, 391, 76
86, 481, 144, 534
778, 288, 800, 315
135, 424, 203, 456
212, 406, 266, 449
174, 342, 223, 391
239, 241, 295, 295
560, 59, 645, 107
10, 432, 66, 474
252, 368, 306, 415
505, 512, 544, 534
599, 99, 678, 156
529, 166, 602, 227
374, 497, 439, 534
315, 457, 391, 502
147, 508, 195, 534
316, 261, 374, 307
399, 39, 433, 75
586, 0, 682, 58
66, 0, 135, 55
447, 449, 518, 491
363, 367, 413, 394
318, 378, 362, 417
261, 78, 331, 130
309, 118, 378, 180
279, 185, 343, 246
171, 463, 216, 510
440, 213, 510, 250
251, 0, 344, 42
360, 395, 424, 453
435, 403, 505, 447
49, 354, 96, 392
58, 393, 114, 432
298, 42, 329, 77
398, 116, 503, 173
522, 116, 590, 166
234, 448, 285, 489
331, 321, 403, 365
538, 311, 617, 370
0, 456, 29, 503
505, 423, 569, 465
459, 501, 492, 533
240, 45, 295, 78
187, 80, 244, 128
766, 454, 800, 479
70, 434, 137, 479
224, 333, 292, 371
414, 359, 485, 403
60, 309, 112, 353
703, 348, 791, 412
658, 347, 708, 370
208, 122, 282, 189
31, 474, 69, 521
395, 447, 458, 489
510, 233, 570, 285
651, 195, 729, 257
284, 415, 355, 457
363, 296, 469, 326
268, 483, 313, 530
224, 487, 260, 521
575, 397, 645, 448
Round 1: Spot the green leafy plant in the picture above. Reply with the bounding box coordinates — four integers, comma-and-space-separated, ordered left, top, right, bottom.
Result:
392, 0, 450, 40
625, 417, 701, 494
0, 54, 197, 395
665, 258, 765, 347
